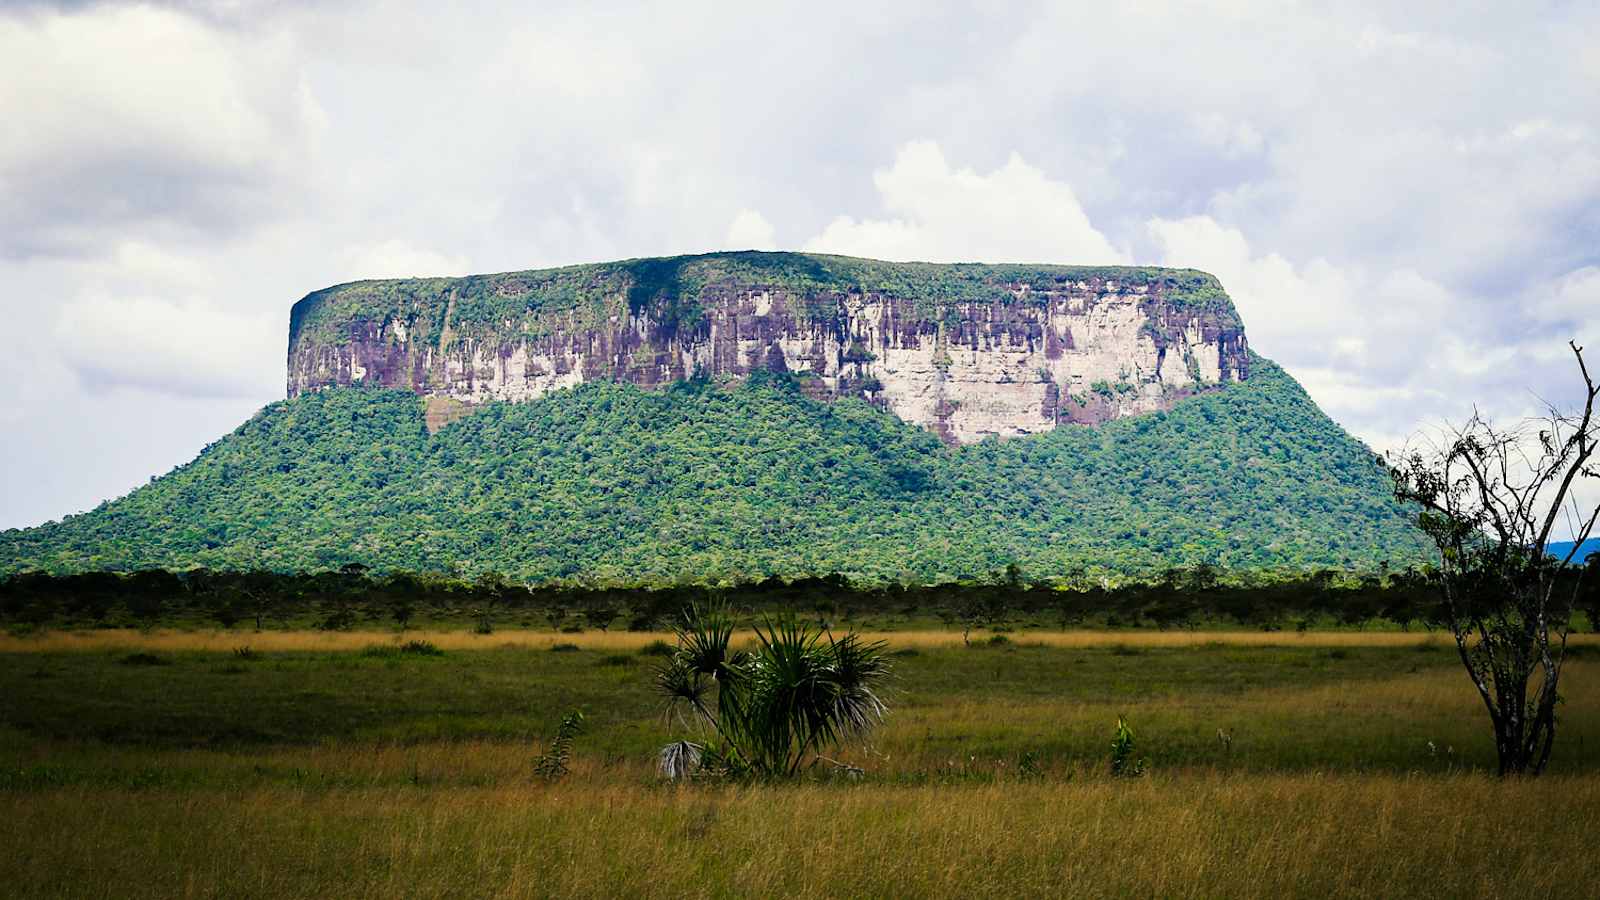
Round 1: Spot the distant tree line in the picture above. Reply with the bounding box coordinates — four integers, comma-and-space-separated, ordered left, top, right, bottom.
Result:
4, 561, 1595, 634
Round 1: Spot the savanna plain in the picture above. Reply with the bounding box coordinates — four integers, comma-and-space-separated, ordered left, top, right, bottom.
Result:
4, 627, 1599, 898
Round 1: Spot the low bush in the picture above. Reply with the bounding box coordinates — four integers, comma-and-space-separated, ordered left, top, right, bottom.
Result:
637, 639, 675, 657
118, 652, 170, 667
360, 640, 443, 659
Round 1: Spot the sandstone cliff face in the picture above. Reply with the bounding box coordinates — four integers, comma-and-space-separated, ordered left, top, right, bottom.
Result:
287, 253, 1248, 443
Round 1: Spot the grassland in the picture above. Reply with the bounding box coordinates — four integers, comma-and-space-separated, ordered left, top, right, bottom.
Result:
6, 775, 1595, 899
3, 630, 1598, 897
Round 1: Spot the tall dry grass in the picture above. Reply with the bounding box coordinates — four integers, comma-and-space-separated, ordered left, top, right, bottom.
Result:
2, 773, 1595, 898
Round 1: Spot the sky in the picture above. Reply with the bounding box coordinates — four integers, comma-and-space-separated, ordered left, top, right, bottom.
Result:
1, 0, 1596, 532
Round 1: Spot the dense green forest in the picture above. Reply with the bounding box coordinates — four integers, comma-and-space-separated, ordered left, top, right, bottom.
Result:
0, 355, 1425, 582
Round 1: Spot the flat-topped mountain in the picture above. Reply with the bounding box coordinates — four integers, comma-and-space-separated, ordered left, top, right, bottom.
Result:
2, 253, 1424, 581
287, 253, 1248, 442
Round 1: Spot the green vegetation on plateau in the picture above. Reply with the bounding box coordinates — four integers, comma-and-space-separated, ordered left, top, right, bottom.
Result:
288, 250, 1239, 347
0, 354, 1424, 581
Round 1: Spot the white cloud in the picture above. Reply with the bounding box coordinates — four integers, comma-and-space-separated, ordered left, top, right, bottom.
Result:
805, 141, 1127, 265
1145, 215, 1365, 356
0, 4, 322, 255
1145, 212, 1600, 461
1146, 214, 1492, 447
725, 210, 777, 250
55, 295, 282, 398
1530, 267, 1600, 326
338, 240, 471, 280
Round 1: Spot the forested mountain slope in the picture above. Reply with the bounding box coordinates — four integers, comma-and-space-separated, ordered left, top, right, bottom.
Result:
0, 355, 1424, 582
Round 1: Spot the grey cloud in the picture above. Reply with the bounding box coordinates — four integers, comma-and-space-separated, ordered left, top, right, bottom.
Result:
0, 2, 323, 258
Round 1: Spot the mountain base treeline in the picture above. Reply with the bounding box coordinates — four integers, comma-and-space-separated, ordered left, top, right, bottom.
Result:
6, 565, 1597, 633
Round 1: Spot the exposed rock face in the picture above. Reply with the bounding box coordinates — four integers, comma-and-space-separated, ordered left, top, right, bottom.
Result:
287, 252, 1249, 443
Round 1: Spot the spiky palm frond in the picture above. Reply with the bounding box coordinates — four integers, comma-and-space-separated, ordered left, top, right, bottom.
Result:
825, 631, 891, 738
672, 601, 735, 678
657, 740, 703, 781
655, 658, 712, 726
655, 607, 893, 778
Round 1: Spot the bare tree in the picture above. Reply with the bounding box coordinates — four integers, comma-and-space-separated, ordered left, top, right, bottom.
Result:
1391, 341, 1599, 775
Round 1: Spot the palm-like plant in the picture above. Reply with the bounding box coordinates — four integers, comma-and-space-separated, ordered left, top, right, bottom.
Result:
655, 604, 890, 779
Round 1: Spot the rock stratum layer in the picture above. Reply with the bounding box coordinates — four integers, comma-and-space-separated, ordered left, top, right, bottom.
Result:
288, 252, 1248, 442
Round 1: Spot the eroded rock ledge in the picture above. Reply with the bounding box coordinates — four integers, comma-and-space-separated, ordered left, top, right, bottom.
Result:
287, 252, 1249, 442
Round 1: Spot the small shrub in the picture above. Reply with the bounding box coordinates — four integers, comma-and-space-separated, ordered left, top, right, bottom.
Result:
987, 634, 1012, 647
232, 646, 260, 661
550, 643, 581, 653
1110, 644, 1144, 657
890, 647, 920, 657
1018, 750, 1043, 780
637, 639, 675, 657
596, 654, 636, 667
319, 608, 356, 631
559, 623, 585, 634
1324, 648, 1350, 661
534, 711, 585, 781
473, 616, 494, 635
626, 614, 661, 632
118, 652, 170, 667
360, 640, 443, 659
1110, 716, 1148, 777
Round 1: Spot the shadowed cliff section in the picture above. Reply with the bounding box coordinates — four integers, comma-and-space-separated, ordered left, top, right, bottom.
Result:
286, 252, 1249, 443
0, 355, 1426, 581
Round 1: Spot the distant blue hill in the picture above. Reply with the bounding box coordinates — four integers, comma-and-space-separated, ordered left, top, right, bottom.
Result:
1550, 538, 1600, 565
